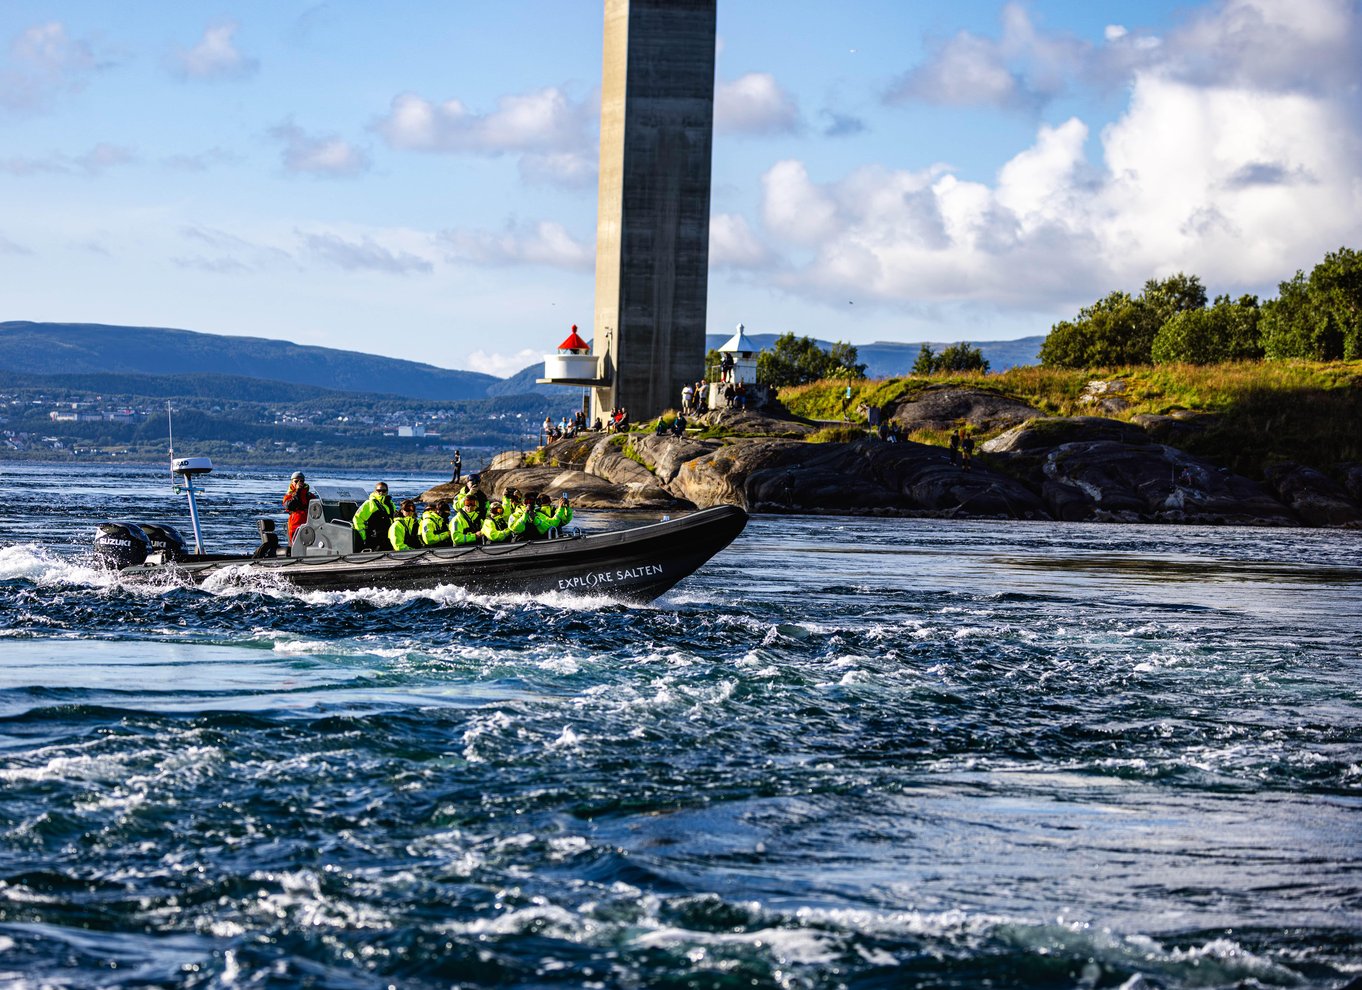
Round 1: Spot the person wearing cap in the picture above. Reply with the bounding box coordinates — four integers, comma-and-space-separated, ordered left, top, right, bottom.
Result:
351, 482, 394, 551
282, 470, 316, 544
387, 500, 421, 552
420, 499, 452, 547
480, 498, 522, 543
451, 493, 481, 546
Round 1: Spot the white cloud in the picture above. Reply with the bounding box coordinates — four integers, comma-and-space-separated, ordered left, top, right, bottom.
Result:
759, 0, 1362, 313
269, 120, 369, 177
1, 21, 100, 113
439, 220, 592, 270
302, 231, 433, 275
518, 151, 596, 188
0, 142, 134, 176
174, 22, 258, 81
175, 224, 295, 274
715, 73, 799, 134
374, 87, 591, 154
0, 232, 31, 255
709, 213, 771, 269
888, 4, 1082, 109
761, 160, 841, 247
465, 348, 542, 377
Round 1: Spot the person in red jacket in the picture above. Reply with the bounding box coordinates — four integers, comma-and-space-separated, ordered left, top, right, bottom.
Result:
282, 471, 316, 544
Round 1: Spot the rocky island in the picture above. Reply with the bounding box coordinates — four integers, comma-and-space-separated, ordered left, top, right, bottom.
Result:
424, 370, 1362, 529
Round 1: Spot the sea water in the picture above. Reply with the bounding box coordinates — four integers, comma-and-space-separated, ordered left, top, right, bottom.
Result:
0, 462, 1358, 988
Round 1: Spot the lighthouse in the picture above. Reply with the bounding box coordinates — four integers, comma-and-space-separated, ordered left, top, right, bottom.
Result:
538, 325, 605, 385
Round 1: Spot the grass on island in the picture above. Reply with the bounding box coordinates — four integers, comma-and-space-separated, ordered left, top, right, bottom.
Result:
778, 360, 1362, 477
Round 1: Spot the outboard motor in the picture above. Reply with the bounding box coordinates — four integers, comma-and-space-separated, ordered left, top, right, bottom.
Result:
253, 518, 280, 559
138, 523, 188, 562
93, 522, 152, 570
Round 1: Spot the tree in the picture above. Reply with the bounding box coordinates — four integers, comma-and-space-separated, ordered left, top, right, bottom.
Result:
1141, 272, 1208, 325
1151, 294, 1262, 364
936, 342, 990, 373
1039, 273, 1208, 368
1262, 247, 1362, 360
1039, 291, 1159, 368
757, 333, 867, 387
912, 342, 990, 374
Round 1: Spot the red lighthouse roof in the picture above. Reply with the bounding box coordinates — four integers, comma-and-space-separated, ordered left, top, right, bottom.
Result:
558, 325, 590, 352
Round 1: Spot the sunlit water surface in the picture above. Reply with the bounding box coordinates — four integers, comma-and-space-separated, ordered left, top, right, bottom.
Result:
0, 463, 1358, 988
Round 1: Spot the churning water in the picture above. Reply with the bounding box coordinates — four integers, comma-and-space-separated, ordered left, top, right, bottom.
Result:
0, 463, 1359, 989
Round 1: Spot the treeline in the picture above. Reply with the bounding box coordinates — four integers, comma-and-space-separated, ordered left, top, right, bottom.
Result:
1040, 247, 1361, 368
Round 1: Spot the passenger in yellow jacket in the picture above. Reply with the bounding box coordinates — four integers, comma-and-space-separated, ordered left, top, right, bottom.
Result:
420, 500, 452, 547
451, 494, 481, 546
528, 494, 572, 538
480, 499, 524, 543
351, 483, 394, 551
387, 500, 421, 551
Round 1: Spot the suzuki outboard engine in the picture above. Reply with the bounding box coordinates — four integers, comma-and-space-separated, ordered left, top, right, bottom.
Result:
138, 523, 188, 562
93, 522, 152, 569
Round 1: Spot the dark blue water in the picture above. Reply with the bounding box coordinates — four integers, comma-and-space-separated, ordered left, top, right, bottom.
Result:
1, 462, 1359, 989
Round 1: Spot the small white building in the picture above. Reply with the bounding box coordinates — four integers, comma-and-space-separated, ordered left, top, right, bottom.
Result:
539, 326, 607, 386
716, 323, 760, 384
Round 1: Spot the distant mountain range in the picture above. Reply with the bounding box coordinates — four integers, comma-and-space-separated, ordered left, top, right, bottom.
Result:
0, 322, 500, 402
0, 321, 1045, 405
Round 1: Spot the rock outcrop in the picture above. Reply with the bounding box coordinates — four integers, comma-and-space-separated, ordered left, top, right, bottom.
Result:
1262, 462, 1362, 527
1039, 441, 1298, 525
424, 409, 1357, 528
888, 386, 1040, 433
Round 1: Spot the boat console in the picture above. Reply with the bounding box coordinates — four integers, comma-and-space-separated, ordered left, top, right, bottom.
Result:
290, 484, 368, 558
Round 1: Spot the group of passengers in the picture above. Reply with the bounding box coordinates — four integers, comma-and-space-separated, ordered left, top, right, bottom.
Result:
343, 475, 574, 553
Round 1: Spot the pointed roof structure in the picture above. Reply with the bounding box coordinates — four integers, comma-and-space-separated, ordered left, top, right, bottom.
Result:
558, 325, 590, 353
717, 323, 760, 354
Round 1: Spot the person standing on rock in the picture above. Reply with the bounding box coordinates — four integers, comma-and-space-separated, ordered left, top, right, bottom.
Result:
450, 450, 462, 484
961, 430, 975, 472
949, 429, 962, 466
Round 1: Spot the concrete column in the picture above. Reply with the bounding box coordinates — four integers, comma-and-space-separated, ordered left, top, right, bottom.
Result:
592, 0, 716, 424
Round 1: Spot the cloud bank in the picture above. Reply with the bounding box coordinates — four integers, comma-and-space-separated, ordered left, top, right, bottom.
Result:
753, 0, 1362, 312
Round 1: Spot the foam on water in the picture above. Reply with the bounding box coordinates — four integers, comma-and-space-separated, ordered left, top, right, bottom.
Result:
1, 467, 1360, 988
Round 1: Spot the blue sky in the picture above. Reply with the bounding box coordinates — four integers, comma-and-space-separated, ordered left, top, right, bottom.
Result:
2, 1, 1359, 377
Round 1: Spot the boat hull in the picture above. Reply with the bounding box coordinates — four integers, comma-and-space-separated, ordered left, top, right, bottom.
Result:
120, 505, 748, 602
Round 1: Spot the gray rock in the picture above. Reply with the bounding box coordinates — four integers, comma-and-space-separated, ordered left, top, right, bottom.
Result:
1079, 379, 1131, 414
1263, 462, 1362, 527
982, 416, 1148, 453
630, 434, 723, 484
694, 438, 1050, 519
694, 408, 815, 437
888, 386, 1040, 433
1131, 411, 1216, 445
1338, 463, 1362, 503
1042, 441, 1297, 525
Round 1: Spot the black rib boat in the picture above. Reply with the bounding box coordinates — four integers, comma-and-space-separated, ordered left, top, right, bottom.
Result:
93, 459, 747, 602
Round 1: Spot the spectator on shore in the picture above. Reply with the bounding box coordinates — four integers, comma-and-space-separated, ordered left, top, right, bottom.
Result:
450, 450, 462, 483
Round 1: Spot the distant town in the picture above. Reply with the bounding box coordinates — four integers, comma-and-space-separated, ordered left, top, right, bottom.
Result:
0, 383, 557, 468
